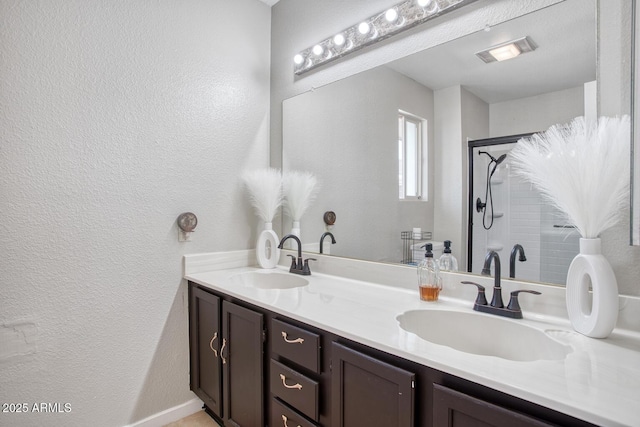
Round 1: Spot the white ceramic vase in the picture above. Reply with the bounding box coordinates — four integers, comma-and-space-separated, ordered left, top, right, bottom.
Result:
256, 222, 280, 269
565, 238, 618, 338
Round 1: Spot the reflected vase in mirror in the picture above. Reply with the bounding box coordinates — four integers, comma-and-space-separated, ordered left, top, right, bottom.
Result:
283, 170, 320, 245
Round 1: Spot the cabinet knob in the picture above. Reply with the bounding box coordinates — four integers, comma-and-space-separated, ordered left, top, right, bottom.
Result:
281, 331, 305, 344
209, 332, 218, 358
279, 373, 302, 390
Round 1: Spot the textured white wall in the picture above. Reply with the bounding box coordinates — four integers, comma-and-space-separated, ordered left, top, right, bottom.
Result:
0, 1, 271, 426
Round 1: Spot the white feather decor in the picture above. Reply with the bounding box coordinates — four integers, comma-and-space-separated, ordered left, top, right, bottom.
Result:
242, 168, 283, 223
283, 170, 320, 221
509, 116, 630, 239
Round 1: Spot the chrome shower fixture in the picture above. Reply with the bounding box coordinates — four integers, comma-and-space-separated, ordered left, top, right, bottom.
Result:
476, 151, 506, 230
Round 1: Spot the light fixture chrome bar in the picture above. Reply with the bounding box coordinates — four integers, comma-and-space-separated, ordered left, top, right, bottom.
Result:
293, 0, 479, 76
475, 36, 538, 64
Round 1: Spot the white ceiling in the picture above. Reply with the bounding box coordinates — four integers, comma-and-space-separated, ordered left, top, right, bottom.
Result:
386, 0, 595, 104
257, 0, 280, 6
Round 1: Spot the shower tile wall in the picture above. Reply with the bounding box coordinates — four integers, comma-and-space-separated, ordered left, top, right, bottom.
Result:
540, 204, 580, 284
508, 177, 542, 282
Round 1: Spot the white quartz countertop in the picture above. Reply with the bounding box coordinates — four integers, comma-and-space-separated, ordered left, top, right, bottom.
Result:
184, 252, 640, 427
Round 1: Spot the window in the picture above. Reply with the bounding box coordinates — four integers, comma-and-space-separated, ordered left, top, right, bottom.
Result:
398, 112, 426, 200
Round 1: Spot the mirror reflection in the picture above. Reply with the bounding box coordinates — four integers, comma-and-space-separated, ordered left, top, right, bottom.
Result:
467, 136, 580, 285
282, 0, 603, 286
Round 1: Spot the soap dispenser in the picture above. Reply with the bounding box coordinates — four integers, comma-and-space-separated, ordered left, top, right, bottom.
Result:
439, 240, 459, 272
418, 243, 442, 301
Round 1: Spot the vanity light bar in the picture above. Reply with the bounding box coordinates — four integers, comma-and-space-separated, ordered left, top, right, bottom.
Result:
293, 0, 479, 75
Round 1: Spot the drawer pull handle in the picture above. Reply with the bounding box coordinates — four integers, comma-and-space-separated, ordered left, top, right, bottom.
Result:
281, 331, 305, 344
220, 338, 227, 365
279, 374, 302, 390
209, 332, 218, 357
281, 414, 301, 427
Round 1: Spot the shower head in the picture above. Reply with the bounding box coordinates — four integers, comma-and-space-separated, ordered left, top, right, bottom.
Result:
488, 153, 506, 179
479, 150, 507, 166
478, 150, 496, 162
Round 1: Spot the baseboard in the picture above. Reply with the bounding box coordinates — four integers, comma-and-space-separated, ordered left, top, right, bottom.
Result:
125, 398, 204, 427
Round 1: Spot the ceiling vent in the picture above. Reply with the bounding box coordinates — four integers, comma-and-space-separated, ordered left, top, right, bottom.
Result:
475, 36, 537, 63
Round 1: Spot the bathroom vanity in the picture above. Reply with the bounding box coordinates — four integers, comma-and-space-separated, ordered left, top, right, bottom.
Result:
185, 250, 640, 427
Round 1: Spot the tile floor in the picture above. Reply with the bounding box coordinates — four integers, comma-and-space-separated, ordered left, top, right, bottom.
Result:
164, 410, 221, 427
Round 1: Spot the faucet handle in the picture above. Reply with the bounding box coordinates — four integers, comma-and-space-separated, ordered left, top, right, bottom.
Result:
507, 290, 541, 312
302, 258, 317, 275
287, 254, 297, 269
461, 281, 488, 306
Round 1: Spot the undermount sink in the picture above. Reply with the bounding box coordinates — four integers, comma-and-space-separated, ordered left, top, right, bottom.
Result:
397, 309, 571, 362
229, 270, 309, 289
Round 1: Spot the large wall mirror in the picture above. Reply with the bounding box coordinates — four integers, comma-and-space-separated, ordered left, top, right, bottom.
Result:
282, 0, 632, 287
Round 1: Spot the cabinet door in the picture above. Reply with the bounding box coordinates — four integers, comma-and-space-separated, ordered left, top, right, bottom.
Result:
222, 300, 265, 427
189, 285, 222, 417
433, 384, 554, 427
331, 342, 414, 427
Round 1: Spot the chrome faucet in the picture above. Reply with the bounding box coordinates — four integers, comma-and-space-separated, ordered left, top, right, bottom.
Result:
277, 234, 315, 275
319, 232, 336, 254
462, 250, 540, 319
509, 244, 527, 278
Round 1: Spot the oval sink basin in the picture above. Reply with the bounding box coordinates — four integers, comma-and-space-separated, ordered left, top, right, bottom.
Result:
229, 270, 309, 289
397, 310, 571, 361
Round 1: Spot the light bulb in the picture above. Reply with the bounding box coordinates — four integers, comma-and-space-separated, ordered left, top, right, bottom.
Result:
385, 8, 398, 22
293, 54, 304, 65
333, 33, 345, 46
358, 22, 370, 35
418, 0, 438, 13
488, 44, 521, 61
312, 44, 323, 56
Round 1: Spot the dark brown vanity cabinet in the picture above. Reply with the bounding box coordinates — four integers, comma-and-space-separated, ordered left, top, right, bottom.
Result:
189, 286, 222, 416
188, 284, 264, 427
189, 281, 597, 427
331, 342, 414, 427
222, 300, 264, 427
270, 318, 323, 426
432, 384, 553, 427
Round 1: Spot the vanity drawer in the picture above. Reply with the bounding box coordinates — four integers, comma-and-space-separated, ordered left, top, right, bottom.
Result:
271, 397, 320, 427
270, 359, 319, 421
271, 318, 321, 373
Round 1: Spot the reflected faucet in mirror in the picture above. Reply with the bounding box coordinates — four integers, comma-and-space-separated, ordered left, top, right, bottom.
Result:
509, 244, 527, 278
319, 232, 336, 254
